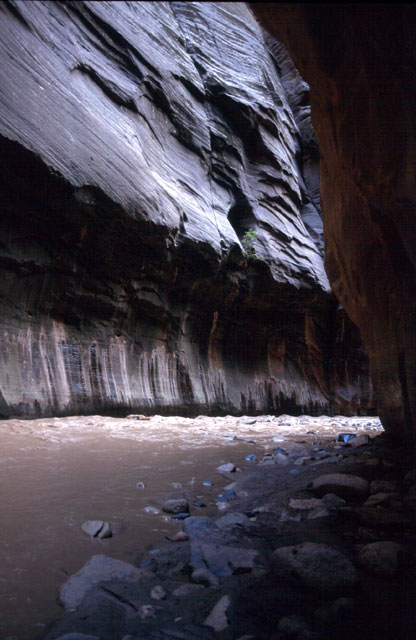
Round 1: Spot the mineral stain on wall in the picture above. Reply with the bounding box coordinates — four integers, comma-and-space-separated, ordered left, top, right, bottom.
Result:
0, 1, 373, 418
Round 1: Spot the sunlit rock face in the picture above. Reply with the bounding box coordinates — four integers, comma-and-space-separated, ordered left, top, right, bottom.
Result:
0, 1, 371, 417
251, 3, 416, 443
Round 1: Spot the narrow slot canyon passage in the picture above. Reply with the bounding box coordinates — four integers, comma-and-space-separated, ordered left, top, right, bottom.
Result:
0, 1, 415, 639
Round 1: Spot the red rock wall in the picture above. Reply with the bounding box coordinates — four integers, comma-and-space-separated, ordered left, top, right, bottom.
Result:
252, 3, 416, 444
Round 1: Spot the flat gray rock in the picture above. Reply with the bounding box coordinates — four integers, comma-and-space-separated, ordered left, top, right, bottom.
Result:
191, 567, 220, 587
81, 520, 112, 539
183, 517, 219, 539
312, 474, 369, 498
203, 594, 231, 632
271, 542, 357, 594
172, 583, 205, 598
191, 543, 258, 577
215, 512, 250, 529
217, 463, 236, 474
59, 554, 145, 611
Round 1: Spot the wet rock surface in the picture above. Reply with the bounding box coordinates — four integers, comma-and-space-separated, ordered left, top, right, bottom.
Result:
252, 3, 416, 448
0, 1, 372, 420
1, 413, 410, 640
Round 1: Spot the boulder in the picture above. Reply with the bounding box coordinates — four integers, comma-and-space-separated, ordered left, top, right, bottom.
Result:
59, 555, 145, 612
312, 474, 369, 498
356, 541, 402, 577
271, 542, 357, 594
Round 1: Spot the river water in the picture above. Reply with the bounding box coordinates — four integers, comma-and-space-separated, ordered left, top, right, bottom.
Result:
0, 413, 382, 639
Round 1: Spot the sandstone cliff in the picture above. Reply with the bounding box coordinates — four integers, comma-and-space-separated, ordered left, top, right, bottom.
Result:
0, 1, 371, 417
252, 3, 415, 444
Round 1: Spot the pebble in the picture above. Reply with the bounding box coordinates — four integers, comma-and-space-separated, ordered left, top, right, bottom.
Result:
278, 614, 307, 636
274, 452, 289, 465
363, 492, 401, 508
171, 482, 182, 489
144, 506, 160, 515
322, 493, 346, 508
279, 508, 302, 523
166, 531, 189, 542
138, 604, 155, 619
81, 520, 112, 539
245, 453, 257, 461
193, 501, 206, 508
217, 463, 236, 473
150, 585, 167, 600
136, 482, 146, 489
216, 511, 250, 528
172, 583, 204, 598
289, 469, 301, 475
162, 498, 189, 514
191, 567, 220, 587
356, 541, 402, 576
307, 506, 330, 519
214, 490, 236, 503
370, 479, 398, 494
350, 434, 371, 448
337, 433, 357, 443
239, 418, 257, 425
171, 513, 191, 520
289, 498, 322, 510
202, 480, 213, 486
203, 594, 231, 632
314, 597, 354, 626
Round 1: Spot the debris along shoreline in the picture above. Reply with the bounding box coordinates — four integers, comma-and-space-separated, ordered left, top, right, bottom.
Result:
41, 414, 416, 640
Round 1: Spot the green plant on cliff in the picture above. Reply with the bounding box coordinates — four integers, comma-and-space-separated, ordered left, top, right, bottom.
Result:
242, 228, 258, 258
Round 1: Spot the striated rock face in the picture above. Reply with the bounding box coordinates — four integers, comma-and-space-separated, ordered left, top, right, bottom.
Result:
0, 1, 370, 417
252, 3, 416, 444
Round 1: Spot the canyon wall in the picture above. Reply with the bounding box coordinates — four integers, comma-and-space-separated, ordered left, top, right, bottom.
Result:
252, 3, 415, 443
0, 1, 371, 418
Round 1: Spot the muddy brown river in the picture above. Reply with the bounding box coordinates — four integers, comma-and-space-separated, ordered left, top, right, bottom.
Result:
0, 413, 382, 639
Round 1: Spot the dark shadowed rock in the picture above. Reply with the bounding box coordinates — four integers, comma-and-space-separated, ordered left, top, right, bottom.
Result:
356, 541, 402, 576
252, 3, 416, 446
271, 542, 357, 594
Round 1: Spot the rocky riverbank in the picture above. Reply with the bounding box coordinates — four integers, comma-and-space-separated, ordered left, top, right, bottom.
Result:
27, 414, 416, 640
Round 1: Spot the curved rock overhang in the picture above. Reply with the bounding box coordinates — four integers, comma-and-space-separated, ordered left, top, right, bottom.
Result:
0, 1, 372, 418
